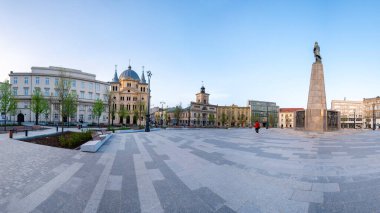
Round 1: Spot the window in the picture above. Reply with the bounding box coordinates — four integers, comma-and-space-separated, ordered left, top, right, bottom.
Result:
89, 82, 93, 90
35, 77, 40, 85
24, 77, 29, 84
54, 114, 59, 119
12, 88, 17, 96
24, 88, 29, 95
44, 88, 50, 96
81, 81, 85, 89
79, 105, 84, 111
88, 114, 92, 120
80, 91, 85, 99
54, 90, 58, 97
45, 78, 49, 85
72, 80, 76, 88
88, 92, 93, 100
96, 93, 100, 100
13, 77, 18, 84
95, 83, 100, 91
54, 104, 60, 110
55, 78, 59, 86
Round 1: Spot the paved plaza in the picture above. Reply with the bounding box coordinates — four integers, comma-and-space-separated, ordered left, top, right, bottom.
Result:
1, 128, 380, 212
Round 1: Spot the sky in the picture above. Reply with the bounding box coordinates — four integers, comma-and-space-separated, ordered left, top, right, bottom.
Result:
1, 0, 380, 109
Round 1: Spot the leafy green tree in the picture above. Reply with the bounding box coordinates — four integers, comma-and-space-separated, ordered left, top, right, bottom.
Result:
173, 104, 182, 126
221, 112, 227, 126
30, 88, 49, 125
62, 92, 78, 127
133, 109, 139, 125
0, 81, 17, 129
93, 99, 105, 127
208, 114, 215, 126
117, 106, 128, 125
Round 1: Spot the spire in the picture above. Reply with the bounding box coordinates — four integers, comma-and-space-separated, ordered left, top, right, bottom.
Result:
128, 59, 131, 70
201, 81, 205, 93
141, 66, 146, 83
112, 64, 119, 82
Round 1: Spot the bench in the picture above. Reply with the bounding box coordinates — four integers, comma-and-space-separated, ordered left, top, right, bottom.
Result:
80, 133, 112, 153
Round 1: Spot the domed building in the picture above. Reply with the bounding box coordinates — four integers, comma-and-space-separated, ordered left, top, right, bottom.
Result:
110, 65, 148, 126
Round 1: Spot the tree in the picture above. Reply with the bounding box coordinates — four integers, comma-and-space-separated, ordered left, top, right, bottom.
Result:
30, 88, 49, 125
93, 99, 105, 127
208, 114, 215, 126
0, 81, 17, 129
133, 109, 139, 125
56, 74, 72, 132
62, 92, 78, 127
136, 100, 146, 126
117, 106, 127, 125
269, 113, 275, 128
173, 104, 182, 126
221, 112, 227, 126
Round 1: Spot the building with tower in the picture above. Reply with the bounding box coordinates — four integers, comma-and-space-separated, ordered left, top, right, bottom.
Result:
174, 85, 217, 127
109, 65, 148, 126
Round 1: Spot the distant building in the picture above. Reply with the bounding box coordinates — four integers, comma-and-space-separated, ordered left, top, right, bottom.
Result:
363, 97, 380, 129
8, 66, 109, 124
331, 99, 364, 129
216, 104, 250, 127
279, 108, 304, 128
109, 65, 148, 126
248, 100, 279, 128
185, 85, 217, 126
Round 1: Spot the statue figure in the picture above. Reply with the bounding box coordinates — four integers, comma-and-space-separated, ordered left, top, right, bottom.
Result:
313, 42, 322, 62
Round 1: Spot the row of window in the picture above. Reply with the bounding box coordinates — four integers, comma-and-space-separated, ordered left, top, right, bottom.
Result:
13, 87, 104, 100
12, 77, 103, 92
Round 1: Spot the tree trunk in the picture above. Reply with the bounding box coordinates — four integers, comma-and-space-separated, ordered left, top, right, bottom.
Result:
98, 117, 100, 128
35, 113, 39, 125
4, 113, 7, 131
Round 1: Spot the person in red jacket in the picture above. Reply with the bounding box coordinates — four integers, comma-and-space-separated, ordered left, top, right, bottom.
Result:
254, 121, 260, 133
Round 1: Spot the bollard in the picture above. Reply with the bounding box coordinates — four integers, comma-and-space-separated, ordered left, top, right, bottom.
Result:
9, 130, 13, 139
25, 130, 28, 137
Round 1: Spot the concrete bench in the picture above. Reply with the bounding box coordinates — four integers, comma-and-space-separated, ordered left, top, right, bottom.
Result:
80, 134, 112, 153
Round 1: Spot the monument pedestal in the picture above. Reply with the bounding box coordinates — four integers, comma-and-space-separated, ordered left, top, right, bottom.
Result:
305, 63, 327, 131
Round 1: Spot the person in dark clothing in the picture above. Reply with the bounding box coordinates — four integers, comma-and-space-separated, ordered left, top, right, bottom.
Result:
254, 121, 260, 133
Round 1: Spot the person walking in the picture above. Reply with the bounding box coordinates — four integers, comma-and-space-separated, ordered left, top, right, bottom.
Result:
254, 121, 260, 133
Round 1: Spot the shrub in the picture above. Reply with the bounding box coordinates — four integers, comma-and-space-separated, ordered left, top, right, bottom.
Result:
59, 131, 93, 148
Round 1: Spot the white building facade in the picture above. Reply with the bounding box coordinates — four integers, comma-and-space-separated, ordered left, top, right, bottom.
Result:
9, 66, 110, 124
331, 99, 364, 129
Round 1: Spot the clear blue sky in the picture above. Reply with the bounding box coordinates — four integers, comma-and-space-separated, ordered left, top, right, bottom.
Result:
1, 0, 380, 109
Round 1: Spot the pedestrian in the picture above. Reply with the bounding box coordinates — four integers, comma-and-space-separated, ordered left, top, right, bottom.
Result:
254, 121, 260, 133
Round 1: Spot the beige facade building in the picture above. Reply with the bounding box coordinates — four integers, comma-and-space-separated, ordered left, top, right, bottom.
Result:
8, 66, 109, 124
279, 108, 304, 128
183, 86, 217, 126
331, 99, 364, 129
363, 97, 380, 129
109, 65, 148, 125
216, 105, 250, 127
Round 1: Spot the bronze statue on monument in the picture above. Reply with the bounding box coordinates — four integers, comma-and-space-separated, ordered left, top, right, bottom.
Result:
314, 42, 322, 63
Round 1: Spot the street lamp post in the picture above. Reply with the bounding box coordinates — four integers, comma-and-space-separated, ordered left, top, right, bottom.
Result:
373, 103, 376, 130
160, 101, 165, 127
145, 71, 152, 132
266, 105, 269, 129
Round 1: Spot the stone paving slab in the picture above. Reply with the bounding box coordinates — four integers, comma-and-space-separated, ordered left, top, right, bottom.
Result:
2, 128, 380, 212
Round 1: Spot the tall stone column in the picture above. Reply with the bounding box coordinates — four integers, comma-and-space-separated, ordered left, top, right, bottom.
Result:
305, 62, 327, 131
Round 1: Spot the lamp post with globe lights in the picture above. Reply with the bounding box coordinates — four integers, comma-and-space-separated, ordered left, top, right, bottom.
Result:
145, 71, 152, 132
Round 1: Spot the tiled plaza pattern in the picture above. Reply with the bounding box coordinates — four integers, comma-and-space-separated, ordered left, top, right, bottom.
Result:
1, 128, 380, 212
